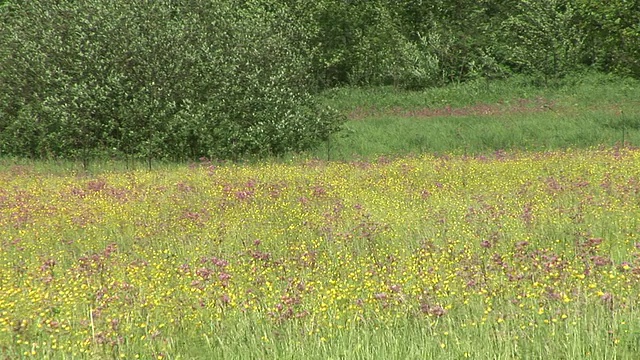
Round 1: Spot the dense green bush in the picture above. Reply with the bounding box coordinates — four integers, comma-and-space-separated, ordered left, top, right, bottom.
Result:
294, 1, 416, 88
307, 0, 639, 87
496, 0, 584, 84
0, 0, 344, 162
574, 0, 640, 78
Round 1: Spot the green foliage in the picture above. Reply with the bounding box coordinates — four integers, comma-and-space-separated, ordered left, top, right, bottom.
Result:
574, 0, 640, 78
1, 0, 638, 164
299, 0, 640, 88
0, 0, 344, 162
313, 74, 640, 160
394, 0, 509, 84
295, 1, 406, 88
497, 0, 584, 84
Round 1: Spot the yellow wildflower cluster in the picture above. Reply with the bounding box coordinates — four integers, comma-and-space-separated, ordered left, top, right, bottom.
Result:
1, 148, 640, 357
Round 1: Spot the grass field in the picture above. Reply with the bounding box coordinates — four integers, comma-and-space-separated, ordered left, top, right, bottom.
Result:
313, 73, 640, 160
3, 149, 640, 359
2, 74, 640, 359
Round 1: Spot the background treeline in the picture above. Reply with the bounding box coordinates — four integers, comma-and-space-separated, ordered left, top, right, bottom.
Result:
1, 0, 638, 162
299, 0, 640, 88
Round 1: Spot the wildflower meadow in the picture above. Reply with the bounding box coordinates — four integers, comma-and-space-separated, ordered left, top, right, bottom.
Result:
2, 148, 640, 359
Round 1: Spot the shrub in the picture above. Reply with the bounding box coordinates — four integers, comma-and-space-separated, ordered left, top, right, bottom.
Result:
0, 0, 344, 162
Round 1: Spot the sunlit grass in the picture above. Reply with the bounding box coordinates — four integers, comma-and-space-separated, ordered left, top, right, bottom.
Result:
313, 73, 640, 161
2, 148, 640, 358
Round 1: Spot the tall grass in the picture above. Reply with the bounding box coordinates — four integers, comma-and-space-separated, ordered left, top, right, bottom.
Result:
313, 73, 640, 161
2, 149, 640, 358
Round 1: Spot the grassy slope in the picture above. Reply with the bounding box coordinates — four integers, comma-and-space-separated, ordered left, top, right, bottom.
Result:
311, 73, 640, 161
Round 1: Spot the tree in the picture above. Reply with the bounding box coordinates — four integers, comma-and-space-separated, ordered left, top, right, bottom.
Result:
497, 0, 584, 84
574, 0, 640, 78
0, 0, 344, 162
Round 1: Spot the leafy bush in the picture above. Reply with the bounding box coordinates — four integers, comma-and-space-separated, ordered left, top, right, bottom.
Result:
574, 0, 640, 78
0, 0, 344, 162
292, 1, 436, 89
496, 0, 584, 84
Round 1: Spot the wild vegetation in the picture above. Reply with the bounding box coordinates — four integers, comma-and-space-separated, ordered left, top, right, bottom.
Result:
314, 73, 640, 161
1, 0, 639, 162
0, 0, 343, 162
1, 1, 640, 359
2, 148, 640, 359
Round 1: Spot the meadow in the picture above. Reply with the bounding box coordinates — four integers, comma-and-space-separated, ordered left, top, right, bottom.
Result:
2, 74, 640, 359
2, 148, 640, 359
313, 74, 640, 160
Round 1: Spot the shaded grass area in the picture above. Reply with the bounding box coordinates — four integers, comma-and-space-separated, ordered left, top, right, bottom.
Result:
312, 73, 640, 161
158, 310, 635, 359
319, 72, 639, 114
